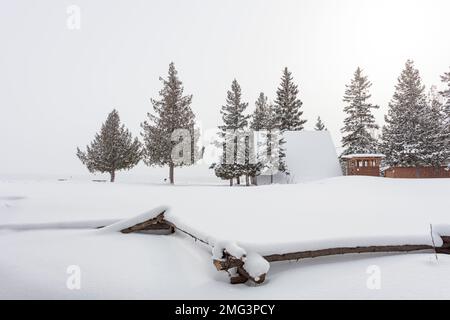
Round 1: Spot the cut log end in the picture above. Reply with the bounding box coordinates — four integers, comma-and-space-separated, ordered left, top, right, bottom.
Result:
213, 252, 266, 285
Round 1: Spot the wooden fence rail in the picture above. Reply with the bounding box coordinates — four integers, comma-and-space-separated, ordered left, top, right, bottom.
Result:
119, 212, 450, 285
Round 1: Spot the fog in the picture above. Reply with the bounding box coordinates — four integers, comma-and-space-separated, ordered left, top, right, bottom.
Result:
1, 0, 449, 175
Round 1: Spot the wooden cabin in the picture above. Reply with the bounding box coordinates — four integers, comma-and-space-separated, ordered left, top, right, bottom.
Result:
341, 154, 385, 176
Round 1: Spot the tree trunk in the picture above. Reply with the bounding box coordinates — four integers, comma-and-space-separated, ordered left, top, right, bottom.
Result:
236, 176, 240, 185
229, 179, 233, 186
110, 171, 115, 183
245, 175, 249, 186
270, 174, 273, 184
169, 164, 174, 184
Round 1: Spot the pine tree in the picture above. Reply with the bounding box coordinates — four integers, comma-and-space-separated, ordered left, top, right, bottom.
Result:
441, 69, 450, 123
315, 116, 326, 131
341, 67, 379, 156
215, 79, 250, 186
423, 86, 450, 166
263, 102, 283, 182
220, 79, 250, 132
77, 109, 142, 182
441, 70, 450, 166
381, 60, 429, 167
141, 62, 197, 184
249, 93, 284, 183
275, 67, 307, 131
251, 92, 269, 131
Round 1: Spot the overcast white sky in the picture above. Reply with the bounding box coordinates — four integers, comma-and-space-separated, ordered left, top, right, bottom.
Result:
1, 0, 450, 176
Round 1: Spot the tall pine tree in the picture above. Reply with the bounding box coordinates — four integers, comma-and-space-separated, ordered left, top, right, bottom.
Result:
251, 92, 270, 131
341, 67, 379, 155
423, 86, 450, 166
264, 102, 283, 182
214, 79, 250, 186
441, 69, 450, 123
381, 60, 429, 167
275, 67, 307, 131
141, 62, 197, 184
77, 109, 142, 182
441, 70, 450, 166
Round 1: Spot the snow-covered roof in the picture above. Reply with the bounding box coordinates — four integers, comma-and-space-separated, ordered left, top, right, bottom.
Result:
258, 130, 342, 184
341, 153, 385, 159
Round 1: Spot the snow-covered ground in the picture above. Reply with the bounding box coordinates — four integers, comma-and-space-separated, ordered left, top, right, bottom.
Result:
1, 175, 450, 299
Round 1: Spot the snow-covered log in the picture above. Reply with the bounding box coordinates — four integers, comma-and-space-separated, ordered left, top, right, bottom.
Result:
433, 225, 450, 254
101, 209, 450, 285
120, 212, 175, 234
212, 242, 269, 285
263, 244, 434, 262
212, 228, 450, 285
99, 206, 175, 234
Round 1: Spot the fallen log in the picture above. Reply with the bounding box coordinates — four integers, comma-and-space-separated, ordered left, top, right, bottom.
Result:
119, 213, 450, 285
119, 211, 212, 246
120, 211, 175, 234
214, 235, 450, 284
263, 234, 450, 263
436, 236, 450, 254
264, 244, 434, 262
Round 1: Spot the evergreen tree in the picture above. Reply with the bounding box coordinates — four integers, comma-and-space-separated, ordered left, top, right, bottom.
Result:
251, 92, 269, 131
215, 79, 250, 186
381, 60, 429, 167
341, 67, 379, 155
141, 62, 197, 184
441, 69, 450, 123
441, 70, 450, 165
315, 116, 326, 131
249, 93, 285, 182
423, 86, 450, 166
220, 79, 250, 132
77, 109, 142, 182
263, 102, 283, 182
275, 67, 307, 131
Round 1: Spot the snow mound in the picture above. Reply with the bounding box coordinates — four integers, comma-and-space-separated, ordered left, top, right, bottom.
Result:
212, 240, 247, 260
243, 252, 270, 280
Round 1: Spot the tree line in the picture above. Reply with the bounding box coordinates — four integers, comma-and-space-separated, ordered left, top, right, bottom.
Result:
211, 68, 308, 186
77, 64, 309, 184
77, 60, 450, 184
341, 60, 450, 169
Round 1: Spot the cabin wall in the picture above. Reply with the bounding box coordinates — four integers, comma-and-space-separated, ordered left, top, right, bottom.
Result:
345, 158, 381, 177
384, 166, 450, 178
